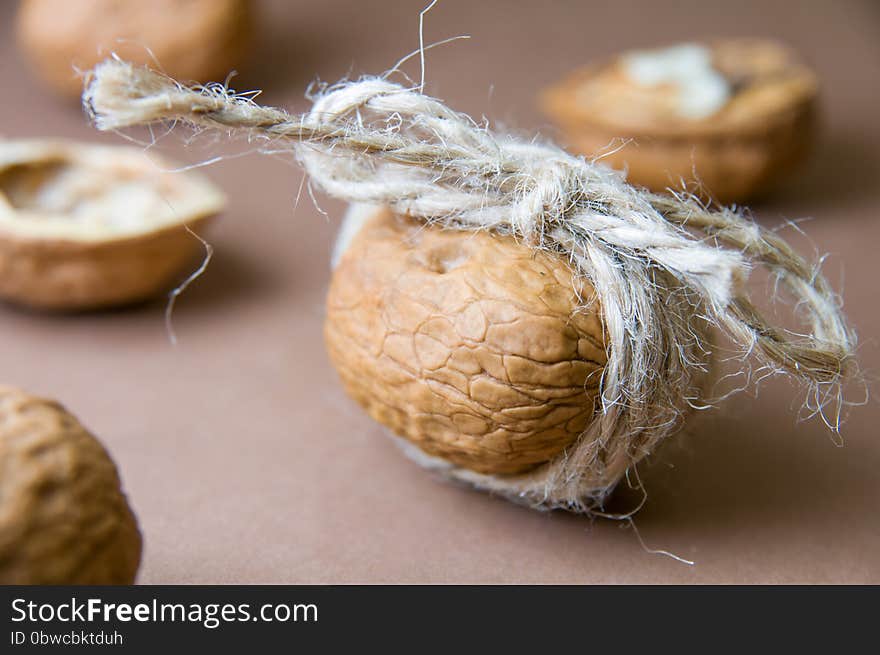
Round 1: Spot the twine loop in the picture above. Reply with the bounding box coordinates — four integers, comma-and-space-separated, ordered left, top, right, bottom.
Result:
83, 60, 857, 510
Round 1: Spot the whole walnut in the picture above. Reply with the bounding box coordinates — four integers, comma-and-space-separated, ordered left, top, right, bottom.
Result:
16, 0, 253, 98
326, 206, 607, 476
0, 386, 142, 584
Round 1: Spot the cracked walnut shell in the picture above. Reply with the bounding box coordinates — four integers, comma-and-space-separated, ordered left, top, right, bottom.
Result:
325, 205, 607, 476
542, 40, 818, 203
0, 386, 141, 584
0, 139, 225, 310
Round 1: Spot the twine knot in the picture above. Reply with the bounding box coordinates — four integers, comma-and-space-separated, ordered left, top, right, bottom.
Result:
83, 59, 858, 510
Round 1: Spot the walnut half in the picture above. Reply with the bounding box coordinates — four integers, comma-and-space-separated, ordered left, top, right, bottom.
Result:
0, 139, 225, 310
541, 39, 818, 203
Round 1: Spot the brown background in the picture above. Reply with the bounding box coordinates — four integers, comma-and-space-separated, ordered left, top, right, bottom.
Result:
1, 0, 878, 583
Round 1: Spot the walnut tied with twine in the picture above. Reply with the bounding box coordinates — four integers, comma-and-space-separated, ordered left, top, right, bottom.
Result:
83, 60, 857, 512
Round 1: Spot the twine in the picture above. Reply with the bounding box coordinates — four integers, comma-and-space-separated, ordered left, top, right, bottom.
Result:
83, 59, 857, 511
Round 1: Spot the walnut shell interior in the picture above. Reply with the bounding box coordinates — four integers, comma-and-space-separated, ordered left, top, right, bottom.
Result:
541, 39, 818, 202
0, 140, 225, 310
325, 206, 607, 476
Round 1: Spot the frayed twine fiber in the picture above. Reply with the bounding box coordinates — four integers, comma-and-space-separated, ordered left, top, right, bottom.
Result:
83, 59, 857, 512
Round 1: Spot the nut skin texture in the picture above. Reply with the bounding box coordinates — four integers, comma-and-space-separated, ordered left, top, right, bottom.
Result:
0, 387, 141, 584
16, 0, 252, 98
0, 218, 212, 311
542, 40, 818, 204
325, 208, 607, 476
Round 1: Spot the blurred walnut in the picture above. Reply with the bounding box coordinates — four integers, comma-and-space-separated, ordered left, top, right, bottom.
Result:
542, 40, 818, 203
17, 0, 252, 98
325, 206, 607, 476
0, 386, 141, 584
0, 139, 225, 310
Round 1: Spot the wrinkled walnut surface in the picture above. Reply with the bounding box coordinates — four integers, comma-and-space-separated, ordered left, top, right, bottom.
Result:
0, 139, 225, 310
17, 0, 252, 97
0, 386, 141, 584
325, 207, 607, 475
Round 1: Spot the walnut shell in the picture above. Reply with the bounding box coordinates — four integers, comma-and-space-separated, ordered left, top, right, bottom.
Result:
0, 139, 225, 310
0, 386, 141, 584
542, 39, 818, 203
16, 0, 252, 98
325, 206, 607, 476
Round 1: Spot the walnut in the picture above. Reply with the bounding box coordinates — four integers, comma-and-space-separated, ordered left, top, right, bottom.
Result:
325, 206, 607, 476
0, 386, 141, 584
0, 139, 225, 310
16, 0, 253, 98
542, 39, 818, 203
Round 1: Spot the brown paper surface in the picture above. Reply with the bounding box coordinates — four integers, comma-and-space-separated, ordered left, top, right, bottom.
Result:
1, 0, 877, 583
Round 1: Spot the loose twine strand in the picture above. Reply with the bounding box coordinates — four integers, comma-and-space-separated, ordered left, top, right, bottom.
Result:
83, 59, 857, 511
